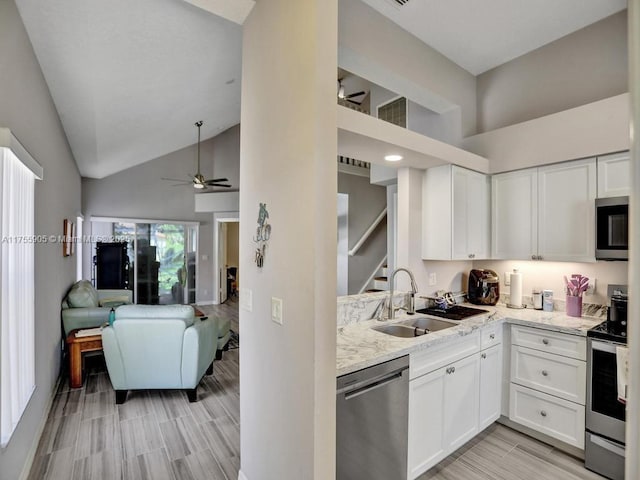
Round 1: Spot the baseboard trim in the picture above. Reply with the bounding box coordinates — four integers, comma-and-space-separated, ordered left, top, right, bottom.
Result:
238, 469, 248, 480
196, 300, 216, 306
19, 375, 62, 480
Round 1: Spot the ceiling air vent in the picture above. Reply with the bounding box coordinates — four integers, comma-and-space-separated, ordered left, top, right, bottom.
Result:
388, 0, 410, 7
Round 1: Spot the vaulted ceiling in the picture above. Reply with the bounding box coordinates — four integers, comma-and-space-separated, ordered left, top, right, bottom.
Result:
16, 0, 627, 178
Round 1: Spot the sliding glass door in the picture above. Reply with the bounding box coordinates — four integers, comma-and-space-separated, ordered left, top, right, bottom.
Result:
93, 219, 198, 305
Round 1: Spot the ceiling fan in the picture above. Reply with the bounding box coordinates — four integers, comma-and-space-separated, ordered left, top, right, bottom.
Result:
337, 79, 366, 106
162, 121, 231, 190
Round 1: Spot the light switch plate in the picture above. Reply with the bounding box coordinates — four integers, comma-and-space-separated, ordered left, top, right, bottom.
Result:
504, 272, 511, 286
428, 273, 437, 286
240, 289, 253, 312
271, 297, 283, 325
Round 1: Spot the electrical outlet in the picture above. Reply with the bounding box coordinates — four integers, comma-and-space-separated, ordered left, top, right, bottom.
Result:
271, 297, 283, 325
504, 272, 511, 286
428, 273, 437, 286
585, 278, 596, 296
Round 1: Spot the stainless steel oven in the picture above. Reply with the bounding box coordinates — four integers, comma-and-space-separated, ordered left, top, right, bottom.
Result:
585, 336, 626, 480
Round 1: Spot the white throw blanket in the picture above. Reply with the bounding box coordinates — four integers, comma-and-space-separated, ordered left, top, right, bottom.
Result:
616, 346, 629, 404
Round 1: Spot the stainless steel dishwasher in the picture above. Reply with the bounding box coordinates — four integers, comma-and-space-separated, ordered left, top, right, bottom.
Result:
336, 355, 409, 480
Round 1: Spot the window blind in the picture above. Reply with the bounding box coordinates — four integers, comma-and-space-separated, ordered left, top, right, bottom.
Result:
0, 147, 36, 447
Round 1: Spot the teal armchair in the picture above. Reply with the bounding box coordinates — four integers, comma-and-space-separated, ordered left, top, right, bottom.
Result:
102, 304, 217, 404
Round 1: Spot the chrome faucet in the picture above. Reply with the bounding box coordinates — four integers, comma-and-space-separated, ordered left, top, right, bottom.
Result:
388, 268, 419, 320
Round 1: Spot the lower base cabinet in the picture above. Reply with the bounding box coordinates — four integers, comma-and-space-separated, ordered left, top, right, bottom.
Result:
479, 344, 503, 430
408, 353, 480, 479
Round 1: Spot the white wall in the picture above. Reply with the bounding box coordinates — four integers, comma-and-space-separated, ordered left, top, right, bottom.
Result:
463, 94, 630, 173
0, 1, 82, 478
339, 0, 477, 137
81, 124, 240, 303
477, 11, 628, 133
239, 0, 337, 478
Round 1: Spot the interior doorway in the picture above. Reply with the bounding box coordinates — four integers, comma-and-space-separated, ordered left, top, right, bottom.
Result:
217, 219, 239, 304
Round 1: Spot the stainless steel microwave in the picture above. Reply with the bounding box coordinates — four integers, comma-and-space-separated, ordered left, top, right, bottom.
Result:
595, 196, 628, 260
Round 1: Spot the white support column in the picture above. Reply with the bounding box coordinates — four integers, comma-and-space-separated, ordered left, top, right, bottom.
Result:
627, 1, 640, 479
239, 0, 337, 479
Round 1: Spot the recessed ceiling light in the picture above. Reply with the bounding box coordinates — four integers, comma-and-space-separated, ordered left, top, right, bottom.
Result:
384, 154, 403, 162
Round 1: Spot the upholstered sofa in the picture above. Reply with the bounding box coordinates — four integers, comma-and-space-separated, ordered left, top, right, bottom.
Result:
102, 304, 217, 403
61, 280, 132, 336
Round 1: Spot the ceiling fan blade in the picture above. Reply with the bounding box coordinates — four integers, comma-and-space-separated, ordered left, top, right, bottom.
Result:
162, 177, 190, 182
346, 99, 362, 106
345, 91, 366, 99
205, 177, 229, 183
206, 183, 232, 188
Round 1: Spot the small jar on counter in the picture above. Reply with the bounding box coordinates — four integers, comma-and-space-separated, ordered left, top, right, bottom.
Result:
542, 290, 554, 312
532, 289, 543, 310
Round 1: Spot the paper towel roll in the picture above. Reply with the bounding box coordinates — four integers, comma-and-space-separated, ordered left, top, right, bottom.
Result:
509, 269, 523, 308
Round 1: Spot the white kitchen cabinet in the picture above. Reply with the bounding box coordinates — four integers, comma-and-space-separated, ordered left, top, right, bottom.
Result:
423, 165, 490, 260
492, 158, 596, 262
408, 367, 446, 479
538, 158, 596, 262
597, 151, 630, 198
491, 168, 538, 260
408, 352, 480, 479
479, 343, 502, 431
508, 325, 586, 450
444, 353, 480, 451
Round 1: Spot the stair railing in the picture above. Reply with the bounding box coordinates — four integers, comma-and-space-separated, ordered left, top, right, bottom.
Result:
348, 207, 387, 257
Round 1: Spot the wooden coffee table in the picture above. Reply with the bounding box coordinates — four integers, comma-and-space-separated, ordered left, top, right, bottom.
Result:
66, 329, 103, 388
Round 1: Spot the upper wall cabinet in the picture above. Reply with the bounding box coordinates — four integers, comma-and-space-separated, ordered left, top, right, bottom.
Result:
492, 158, 597, 262
491, 168, 538, 260
537, 159, 596, 262
423, 165, 490, 260
597, 151, 630, 198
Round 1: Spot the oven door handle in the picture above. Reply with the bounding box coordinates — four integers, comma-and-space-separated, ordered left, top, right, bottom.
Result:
591, 340, 621, 354
590, 434, 626, 458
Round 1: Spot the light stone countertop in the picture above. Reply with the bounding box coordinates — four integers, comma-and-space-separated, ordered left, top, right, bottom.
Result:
336, 303, 604, 377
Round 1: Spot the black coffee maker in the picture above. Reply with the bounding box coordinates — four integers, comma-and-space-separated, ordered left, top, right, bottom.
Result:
468, 269, 500, 306
608, 293, 628, 336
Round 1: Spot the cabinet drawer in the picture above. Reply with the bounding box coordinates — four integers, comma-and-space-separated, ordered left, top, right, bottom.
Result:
511, 346, 586, 404
481, 323, 502, 350
509, 384, 585, 449
511, 325, 586, 360
410, 332, 480, 380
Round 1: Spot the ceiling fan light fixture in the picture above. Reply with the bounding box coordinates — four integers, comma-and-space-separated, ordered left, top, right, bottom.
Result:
338, 83, 345, 99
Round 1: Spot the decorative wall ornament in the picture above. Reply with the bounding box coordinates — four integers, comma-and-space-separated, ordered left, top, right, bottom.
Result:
253, 203, 270, 268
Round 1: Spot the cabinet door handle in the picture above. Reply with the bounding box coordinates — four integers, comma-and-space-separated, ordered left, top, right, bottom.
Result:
446, 367, 451, 374
451, 366, 456, 373
541, 370, 549, 377
542, 339, 549, 345
481, 353, 487, 359
538, 255, 543, 260
531, 255, 537, 260
468, 253, 475, 259
489, 334, 495, 340
540, 410, 547, 417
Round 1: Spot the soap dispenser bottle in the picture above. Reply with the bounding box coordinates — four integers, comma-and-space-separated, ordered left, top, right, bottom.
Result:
108, 307, 116, 326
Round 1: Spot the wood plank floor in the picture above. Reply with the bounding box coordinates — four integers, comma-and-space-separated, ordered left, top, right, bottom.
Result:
29, 299, 240, 480
417, 423, 605, 480
31, 295, 603, 480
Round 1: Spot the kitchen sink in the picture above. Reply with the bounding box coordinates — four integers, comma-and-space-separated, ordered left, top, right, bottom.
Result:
372, 324, 420, 338
372, 317, 457, 338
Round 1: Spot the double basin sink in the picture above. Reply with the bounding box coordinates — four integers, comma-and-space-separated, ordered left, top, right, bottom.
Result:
372, 317, 457, 338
